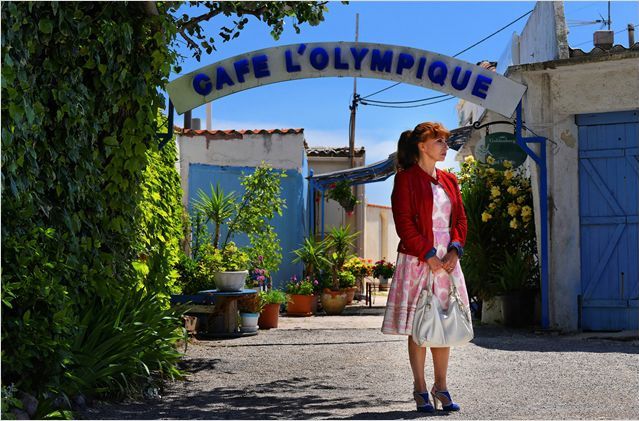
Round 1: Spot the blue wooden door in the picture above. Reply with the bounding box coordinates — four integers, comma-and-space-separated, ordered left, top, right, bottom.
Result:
576, 110, 639, 331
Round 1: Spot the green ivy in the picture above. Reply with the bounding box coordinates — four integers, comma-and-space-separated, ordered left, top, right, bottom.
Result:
134, 115, 183, 301
1, 2, 178, 394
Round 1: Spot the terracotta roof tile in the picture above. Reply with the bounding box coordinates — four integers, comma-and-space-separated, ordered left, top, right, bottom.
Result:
306, 146, 366, 158
570, 42, 639, 57
175, 127, 304, 140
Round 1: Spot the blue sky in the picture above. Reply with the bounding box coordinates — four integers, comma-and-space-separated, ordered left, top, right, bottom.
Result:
169, 1, 638, 206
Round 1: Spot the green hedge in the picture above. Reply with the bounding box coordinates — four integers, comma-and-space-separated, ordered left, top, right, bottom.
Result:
1, 2, 179, 395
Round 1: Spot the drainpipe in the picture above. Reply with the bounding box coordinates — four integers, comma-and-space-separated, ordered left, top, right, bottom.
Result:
184, 110, 192, 129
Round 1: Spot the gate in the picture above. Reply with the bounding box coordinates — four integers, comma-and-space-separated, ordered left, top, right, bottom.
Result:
577, 110, 639, 331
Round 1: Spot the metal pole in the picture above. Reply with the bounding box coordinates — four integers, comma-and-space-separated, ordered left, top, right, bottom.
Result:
349, 13, 359, 168
607, 1, 611, 31
628, 24, 635, 47
515, 102, 549, 329
321, 189, 326, 240
309, 170, 315, 237
184, 110, 192, 129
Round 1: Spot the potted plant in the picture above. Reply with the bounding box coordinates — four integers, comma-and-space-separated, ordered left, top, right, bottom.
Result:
238, 292, 264, 333
458, 156, 539, 323
190, 164, 287, 292
258, 289, 288, 329
326, 180, 359, 214
338, 271, 357, 304
343, 256, 372, 302
321, 225, 359, 315
285, 275, 316, 316
373, 259, 395, 291
493, 249, 537, 327
209, 242, 250, 292
292, 236, 330, 314
292, 236, 329, 279
246, 256, 272, 292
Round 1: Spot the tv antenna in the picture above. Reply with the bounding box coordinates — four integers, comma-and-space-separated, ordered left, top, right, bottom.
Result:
567, 1, 611, 30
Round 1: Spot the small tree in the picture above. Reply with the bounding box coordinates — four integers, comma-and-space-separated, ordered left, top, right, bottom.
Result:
324, 226, 359, 290
193, 184, 237, 249
189, 163, 287, 273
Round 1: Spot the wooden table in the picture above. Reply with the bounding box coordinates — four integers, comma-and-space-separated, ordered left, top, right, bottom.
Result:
171, 289, 258, 338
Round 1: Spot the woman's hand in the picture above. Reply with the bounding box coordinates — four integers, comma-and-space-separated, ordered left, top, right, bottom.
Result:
441, 250, 459, 273
426, 256, 444, 273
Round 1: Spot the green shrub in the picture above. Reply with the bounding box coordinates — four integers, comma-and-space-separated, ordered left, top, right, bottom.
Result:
285, 276, 314, 295
458, 157, 539, 301
260, 289, 288, 305
338, 271, 356, 289
1, 2, 178, 395
63, 290, 185, 399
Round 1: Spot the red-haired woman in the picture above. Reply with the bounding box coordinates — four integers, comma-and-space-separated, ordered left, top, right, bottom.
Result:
382, 122, 470, 413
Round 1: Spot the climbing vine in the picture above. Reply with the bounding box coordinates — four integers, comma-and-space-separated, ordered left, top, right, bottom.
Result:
1, 0, 336, 407
1, 2, 178, 393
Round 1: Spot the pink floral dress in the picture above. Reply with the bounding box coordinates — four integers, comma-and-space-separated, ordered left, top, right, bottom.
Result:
382, 182, 470, 336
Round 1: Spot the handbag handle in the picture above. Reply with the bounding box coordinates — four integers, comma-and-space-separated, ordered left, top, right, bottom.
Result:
424, 268, 471, 322
424, 267, 462, 305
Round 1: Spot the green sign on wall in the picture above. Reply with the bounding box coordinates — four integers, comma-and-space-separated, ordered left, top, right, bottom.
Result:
476, 132, 527, 168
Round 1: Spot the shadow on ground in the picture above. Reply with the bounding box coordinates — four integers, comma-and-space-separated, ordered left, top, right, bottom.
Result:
80, 376, 407, 420
471, 325, 639, 354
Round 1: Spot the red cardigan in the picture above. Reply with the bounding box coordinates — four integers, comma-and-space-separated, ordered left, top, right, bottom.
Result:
391, 165, 467, 261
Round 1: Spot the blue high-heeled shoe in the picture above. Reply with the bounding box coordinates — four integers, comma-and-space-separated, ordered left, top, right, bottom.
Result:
413, 391, 435, 413
431, 387, 460, 411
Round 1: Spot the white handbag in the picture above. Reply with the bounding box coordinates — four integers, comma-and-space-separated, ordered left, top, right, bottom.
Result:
411, 270, 474, 348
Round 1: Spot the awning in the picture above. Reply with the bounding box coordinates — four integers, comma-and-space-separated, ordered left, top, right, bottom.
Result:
308, 126, 472, 189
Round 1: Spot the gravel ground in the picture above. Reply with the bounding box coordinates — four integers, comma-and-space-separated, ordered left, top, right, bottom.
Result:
80, 308, 639, 420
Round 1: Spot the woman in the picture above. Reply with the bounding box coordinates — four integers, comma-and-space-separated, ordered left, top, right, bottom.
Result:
382, 122, 470, 413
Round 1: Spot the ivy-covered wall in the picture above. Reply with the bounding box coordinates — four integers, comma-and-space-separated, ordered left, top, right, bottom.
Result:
1, 2, 179, 393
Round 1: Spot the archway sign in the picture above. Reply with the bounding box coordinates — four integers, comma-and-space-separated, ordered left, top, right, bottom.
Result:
167, 42, 526, 117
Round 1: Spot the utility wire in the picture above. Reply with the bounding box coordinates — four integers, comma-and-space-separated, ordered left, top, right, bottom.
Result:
360, 82, 402, 100
357, 9, 534, 106
451, 9, 532, 58
361, 93, 450, 105
360, 96, 456, 109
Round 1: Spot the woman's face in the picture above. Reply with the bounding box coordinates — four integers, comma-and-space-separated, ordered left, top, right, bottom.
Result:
418, 135, 449, 163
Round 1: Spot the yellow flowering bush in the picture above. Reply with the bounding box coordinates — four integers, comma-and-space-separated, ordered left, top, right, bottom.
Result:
458, 156, 539, 300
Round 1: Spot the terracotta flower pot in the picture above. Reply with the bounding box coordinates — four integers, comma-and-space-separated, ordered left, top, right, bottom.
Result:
320, 290, 348, 315
258, 303, 280, 329
311, 294, 319, 314
287, 294, 313, 316
345, 287, 357, 304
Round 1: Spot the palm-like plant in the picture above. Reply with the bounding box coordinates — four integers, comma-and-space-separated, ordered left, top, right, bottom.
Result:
292, 236, 330, 279
325, 225, 359, 290
193, 183, 236, 248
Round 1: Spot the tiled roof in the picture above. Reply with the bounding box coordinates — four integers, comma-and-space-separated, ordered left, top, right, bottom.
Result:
175, 127, 304, 140
570, 42, 639, 57
306, 146, 366, 158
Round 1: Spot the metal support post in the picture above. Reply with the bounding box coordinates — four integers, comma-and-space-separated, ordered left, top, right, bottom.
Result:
309, 170, 315, 237
515, 102, 549, 329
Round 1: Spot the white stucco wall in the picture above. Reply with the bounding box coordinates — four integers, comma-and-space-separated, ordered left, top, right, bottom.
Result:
177, 131, 306, 207
518, 1, 569, 65
364, 204, 399, 265
509, 55, 639, 330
